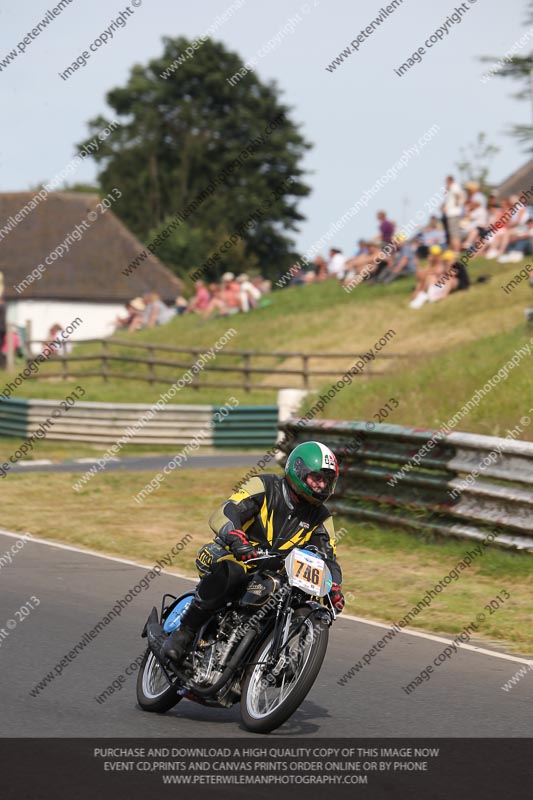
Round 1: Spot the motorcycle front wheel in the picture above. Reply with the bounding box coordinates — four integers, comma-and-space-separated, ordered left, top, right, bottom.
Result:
136, 648, 182, 713
240, 608, 329, 733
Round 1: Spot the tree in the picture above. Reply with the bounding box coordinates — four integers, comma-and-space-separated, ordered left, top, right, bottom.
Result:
480, 1, 533, 152
78, 37, 311, 280
455, 132, 500, 193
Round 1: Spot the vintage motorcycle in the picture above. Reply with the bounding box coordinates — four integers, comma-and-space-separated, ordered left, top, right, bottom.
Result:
137, 546, 336, 733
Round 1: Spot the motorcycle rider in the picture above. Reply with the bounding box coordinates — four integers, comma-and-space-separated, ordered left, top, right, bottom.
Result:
161, 441, 345, 665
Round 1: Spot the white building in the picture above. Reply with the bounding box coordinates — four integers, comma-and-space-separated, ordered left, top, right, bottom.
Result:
0, 191, 182, 351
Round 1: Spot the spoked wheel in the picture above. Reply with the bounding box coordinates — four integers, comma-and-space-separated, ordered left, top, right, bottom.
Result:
136, 648, 181, 713
240, 608, 329, 733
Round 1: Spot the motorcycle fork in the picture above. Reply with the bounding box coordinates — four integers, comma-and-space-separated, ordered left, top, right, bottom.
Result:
266, 593, 294, 670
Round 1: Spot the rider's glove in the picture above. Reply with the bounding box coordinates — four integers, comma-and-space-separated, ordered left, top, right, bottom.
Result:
329, 583, 345, 612
226, 529, 260, 562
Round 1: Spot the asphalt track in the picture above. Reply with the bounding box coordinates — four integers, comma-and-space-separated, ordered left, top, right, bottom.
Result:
1, 530, 531, 738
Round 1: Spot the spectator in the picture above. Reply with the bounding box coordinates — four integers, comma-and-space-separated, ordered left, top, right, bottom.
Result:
203, 273, 240, 319
378, 235, 416, 283
442, 175, 465, 251
478, 198, 514, 260
442, 249, 470, 293
377, 211, 395, 244
461, 197, 489, 251
42, 323, 69, 358
314, 256, 328, 281
499, 218, 533, 262
464, 181, 486, 208
237, 273, 261, 312
115, 297, 145, 332
417, 216, 446, 259
186, 280, 211, 315
175, 294, 189, 316
327, 248, 346, 279
142, 292, 175, 328
409, 245, 449, 308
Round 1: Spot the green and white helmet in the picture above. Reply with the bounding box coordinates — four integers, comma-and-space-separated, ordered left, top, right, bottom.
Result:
284, 441, 339, 505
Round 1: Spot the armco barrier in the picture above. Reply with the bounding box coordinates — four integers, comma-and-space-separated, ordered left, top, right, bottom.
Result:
0, 398, 278, 448
213, 405, 279, 448
278, 418, 533, 552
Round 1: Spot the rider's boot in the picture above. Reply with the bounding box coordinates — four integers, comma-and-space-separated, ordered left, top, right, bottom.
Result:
162, 597, 211, 665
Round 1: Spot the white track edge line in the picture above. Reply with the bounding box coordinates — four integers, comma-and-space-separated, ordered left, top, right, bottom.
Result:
1, 528, 531, 666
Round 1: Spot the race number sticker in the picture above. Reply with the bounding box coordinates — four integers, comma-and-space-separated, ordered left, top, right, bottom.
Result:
289, 549, 325, 595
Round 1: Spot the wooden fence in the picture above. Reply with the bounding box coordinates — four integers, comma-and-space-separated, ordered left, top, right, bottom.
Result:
25, 337, 407, 392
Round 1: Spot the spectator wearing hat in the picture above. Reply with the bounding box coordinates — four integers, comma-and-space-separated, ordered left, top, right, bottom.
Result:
461, 197, 489, 252
409, 245, 447, 308
442, 249, 470, 293
115, 297, 145, 332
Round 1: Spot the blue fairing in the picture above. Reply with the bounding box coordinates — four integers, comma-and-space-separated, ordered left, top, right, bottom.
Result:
163, 594, 194, 633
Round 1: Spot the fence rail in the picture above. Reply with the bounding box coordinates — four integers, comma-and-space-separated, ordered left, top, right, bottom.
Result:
24, 337, 407, 392
278, 418, 533, 552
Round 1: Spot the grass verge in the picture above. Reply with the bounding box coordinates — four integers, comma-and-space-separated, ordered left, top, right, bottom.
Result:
2, 467, 531, 654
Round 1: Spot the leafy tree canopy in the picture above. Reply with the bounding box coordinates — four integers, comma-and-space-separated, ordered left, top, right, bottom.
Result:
78, 37, 312, 280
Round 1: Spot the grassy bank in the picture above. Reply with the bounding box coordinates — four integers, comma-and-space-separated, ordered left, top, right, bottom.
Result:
3, 256, 532, 439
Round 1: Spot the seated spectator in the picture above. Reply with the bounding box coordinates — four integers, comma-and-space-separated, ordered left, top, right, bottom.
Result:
464, 181, 486, 208
237, 273, 261, 312
409, 246, 450, 308
142, 292, 175, 328
442, 249, 470, 294
344, 242, 381, 282
175, 294, 188, 316
327, 248, 346, 279
314, 256, 328, 281
288, 263, 306, 286
352, 240, 369, 258
204, 273, 240, 319
378, 235, 416, 283
186, 280, 211, 315
417, 216, 446, 259
499, 218, 533, 262
478, 198, 513, 259
115, 297, 146, 332
461, 198, 489, 251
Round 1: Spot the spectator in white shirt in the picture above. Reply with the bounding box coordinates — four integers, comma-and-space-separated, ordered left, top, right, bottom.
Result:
327, 248, 346, 280
442, 175, 466, 252
237, 273, 261, 312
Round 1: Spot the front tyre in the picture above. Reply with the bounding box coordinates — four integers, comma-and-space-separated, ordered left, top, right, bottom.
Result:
136, 648, 181, 713
240, 608, 329, 733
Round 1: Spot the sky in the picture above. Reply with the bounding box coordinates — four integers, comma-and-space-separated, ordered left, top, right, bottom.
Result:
1, 0, 531, 256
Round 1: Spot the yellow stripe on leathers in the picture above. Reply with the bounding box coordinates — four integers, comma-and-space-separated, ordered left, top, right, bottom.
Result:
278, 525, 318, 551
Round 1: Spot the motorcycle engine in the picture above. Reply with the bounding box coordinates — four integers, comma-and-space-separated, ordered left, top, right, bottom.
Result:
192, 610, 246, 690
